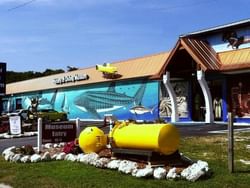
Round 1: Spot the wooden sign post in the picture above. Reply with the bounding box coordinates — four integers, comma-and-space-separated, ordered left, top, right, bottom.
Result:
38, 118, 42, 153
228, 112, 234, 173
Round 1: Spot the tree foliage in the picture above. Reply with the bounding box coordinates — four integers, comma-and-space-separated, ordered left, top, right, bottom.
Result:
6, 69, 65, 84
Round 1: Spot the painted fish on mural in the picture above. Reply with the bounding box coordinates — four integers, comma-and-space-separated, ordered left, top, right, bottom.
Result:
74, 82, 146, 118
129, 105, 155, 115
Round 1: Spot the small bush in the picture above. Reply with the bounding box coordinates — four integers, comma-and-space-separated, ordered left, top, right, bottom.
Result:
63, 139, 83, 155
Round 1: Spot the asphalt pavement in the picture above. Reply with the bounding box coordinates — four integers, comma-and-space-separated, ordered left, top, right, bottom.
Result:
0, 136, 37, 153
1, 122, 250, 153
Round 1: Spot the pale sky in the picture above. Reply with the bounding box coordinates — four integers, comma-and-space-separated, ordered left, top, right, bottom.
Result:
0, 0, 249, 72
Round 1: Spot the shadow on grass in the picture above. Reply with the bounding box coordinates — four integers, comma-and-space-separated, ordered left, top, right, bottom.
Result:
234, 170, 250, 174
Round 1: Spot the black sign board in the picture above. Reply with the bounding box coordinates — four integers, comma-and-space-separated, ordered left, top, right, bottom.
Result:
0, 63, 6, 96
42, 122, 76, 144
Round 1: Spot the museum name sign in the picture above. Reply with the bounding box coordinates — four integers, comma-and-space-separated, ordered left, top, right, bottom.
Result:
42, 122, 76, 144
53, 74, 89, 85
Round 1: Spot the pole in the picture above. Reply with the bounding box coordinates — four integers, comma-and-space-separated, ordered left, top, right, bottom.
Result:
109, 119, 113, 132
228, 112, 234, 173
37, 118, 42, 153
76, 118, 80, 138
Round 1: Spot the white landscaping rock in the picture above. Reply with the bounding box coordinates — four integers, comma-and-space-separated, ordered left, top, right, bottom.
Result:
4, 152, 15, 161
44, 143, 53, 149
0, 133, 7, 139
0, 183, 13, 188
4, 134, 14, 139
166, 167, 179, 180
51, 154, 58, 160
65, 154, 77, 162
79, 153, 99, 165
239, 159, 250, 165
30, 154, 41, 163
132, 166, 153, 178
94, 158, 111, 168
2, 146, 16, 157
107, 160, 121, 169
118, 160, 137, 174
41, 152, 51, 161
153, 167, 167, 179
197, 160, 209, 170
12, 154, 23, 163
56, 152, 66, 160
32, 147, 38, 153
59, 142, 65, 147
77, 153, 85, 162
23, 132, 37, 137
181, 160, 209, 182
20, 155, 31, 163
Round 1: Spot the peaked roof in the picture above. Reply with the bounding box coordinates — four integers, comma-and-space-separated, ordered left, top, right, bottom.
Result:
6, 52, 170, 95
152, 38, 221, 79
180, 38, 221, 70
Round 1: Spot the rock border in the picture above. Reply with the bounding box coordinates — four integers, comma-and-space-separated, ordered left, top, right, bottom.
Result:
1, 144, 211, 182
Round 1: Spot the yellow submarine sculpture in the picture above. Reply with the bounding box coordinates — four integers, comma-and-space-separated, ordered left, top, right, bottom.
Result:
79, 121, 180, 155
96, 63, 117, 75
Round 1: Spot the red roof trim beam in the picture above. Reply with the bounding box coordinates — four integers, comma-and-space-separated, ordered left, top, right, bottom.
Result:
180, 38, 221, 71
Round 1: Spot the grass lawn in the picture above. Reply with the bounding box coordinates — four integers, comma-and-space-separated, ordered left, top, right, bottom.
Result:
0, 132, 250, 188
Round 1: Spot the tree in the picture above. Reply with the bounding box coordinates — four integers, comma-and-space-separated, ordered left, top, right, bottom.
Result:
67, 66, 78, 72
6, 69, 65, 84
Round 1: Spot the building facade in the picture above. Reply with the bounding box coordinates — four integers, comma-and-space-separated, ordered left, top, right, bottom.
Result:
2, 53, 168, 121
2, 19, 250, 123
156, 19, 250, 123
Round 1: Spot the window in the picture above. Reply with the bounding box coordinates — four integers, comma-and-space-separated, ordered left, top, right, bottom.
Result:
16, 98, 22, 110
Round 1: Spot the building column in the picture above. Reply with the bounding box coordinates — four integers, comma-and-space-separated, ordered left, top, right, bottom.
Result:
197, 70, 214, 123
163, 72, 179, 122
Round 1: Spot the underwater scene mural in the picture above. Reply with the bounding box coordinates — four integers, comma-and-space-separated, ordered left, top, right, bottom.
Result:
159, 81, 189, 118
2, 80, 159, 120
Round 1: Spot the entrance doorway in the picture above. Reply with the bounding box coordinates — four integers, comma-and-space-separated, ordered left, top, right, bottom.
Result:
210, 80, 223, 121
192, 80, 205, 121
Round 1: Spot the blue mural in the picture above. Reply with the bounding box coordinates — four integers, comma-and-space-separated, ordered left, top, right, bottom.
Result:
73, 82, 146, 119
2, 80, 159, 120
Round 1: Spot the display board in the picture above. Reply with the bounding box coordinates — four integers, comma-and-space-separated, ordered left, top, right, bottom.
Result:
9, 116, 21, 135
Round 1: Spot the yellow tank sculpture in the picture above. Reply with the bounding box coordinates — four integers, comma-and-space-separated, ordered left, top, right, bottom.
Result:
78, 127, 107, 153
78, 122, 180, 155
110, 122, 179, 155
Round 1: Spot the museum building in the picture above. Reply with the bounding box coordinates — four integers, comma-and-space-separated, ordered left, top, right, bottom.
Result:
2, 19, 250, 123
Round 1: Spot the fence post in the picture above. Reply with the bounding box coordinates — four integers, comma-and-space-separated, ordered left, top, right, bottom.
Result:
228, 112, 234, 173
76, 118, 80, 138
37, 118, 43, 153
